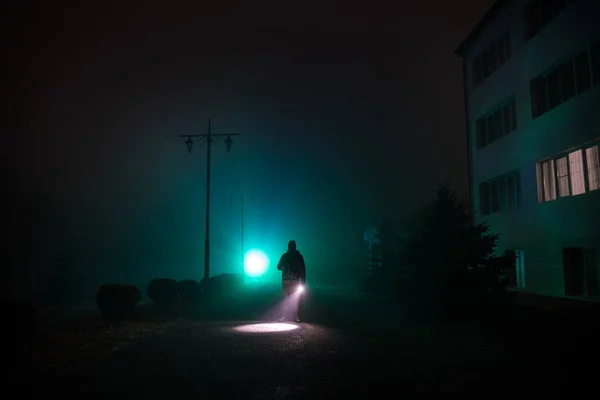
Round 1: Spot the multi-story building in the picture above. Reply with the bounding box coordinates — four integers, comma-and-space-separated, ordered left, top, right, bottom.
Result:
456, 0, 600, 301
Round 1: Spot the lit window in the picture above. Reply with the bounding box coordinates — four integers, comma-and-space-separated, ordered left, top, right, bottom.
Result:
587, 145, 600, 191
568, 150, 585, 196
542, 160, 557, 201
537, 142, 600, 202
555, 157, 570, 197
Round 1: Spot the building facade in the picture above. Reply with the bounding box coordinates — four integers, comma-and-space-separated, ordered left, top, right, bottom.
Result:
456, 0, 600, 300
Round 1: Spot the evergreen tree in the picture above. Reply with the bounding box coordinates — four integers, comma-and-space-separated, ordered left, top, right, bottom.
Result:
398, 182, 512, 315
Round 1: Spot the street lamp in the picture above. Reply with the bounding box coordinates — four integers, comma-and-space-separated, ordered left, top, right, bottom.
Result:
179, 119, 241, 280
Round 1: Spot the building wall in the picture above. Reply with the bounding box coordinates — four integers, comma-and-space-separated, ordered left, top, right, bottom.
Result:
463, 0, 600, 298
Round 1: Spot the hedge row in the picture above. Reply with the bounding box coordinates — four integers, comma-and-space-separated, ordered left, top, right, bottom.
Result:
95, 274, 245, 322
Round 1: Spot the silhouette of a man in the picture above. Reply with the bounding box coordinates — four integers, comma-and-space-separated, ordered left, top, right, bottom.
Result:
277, 240, 306, 322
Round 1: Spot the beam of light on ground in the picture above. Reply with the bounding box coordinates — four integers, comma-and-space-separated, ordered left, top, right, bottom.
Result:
233, 323, 299, 333
254, 284, 304, 322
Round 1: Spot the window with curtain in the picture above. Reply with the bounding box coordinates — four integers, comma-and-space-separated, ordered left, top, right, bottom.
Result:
537, 142, 600, 202
556, 156, 570, 198
479, 171, 522, 215
569, 150, 585, 196
530, 39, 596, 119
586, 145, 600, 191
542, 159, 556, 201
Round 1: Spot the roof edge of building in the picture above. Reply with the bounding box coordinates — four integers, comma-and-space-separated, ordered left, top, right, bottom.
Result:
454, 0, 509, 57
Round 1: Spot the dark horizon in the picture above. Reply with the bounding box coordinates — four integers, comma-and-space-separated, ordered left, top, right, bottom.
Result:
3, 0, 496, 302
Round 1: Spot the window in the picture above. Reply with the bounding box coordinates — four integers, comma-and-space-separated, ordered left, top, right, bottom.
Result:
569, 150, 585, 195
555, 156, 570, 197
574, 51, 591, 94
530, 42, 596, 119
479, 182, 490, 215
486, 114, 495, 142
592, 39, 600, 86
524, 0, 573, 41
559, 59, 576, 102
473, 31, 511, 88
530, 76, 548, 118
490, 181, 499, 213
547, 68, 561, 109
537, 142, 600, 202
475, 98, 517, 149
506, 174, 517, 209
476, 118, 487, 148
479, 170, 522, 216
586, 145, 600, 191
505, 250, 525, 289
541, 159, 557, 201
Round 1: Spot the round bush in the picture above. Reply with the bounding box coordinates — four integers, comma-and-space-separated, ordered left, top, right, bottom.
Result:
178, 279, 201, 304
218, 273, 244, 292
200, 273, 245, 301
96, 284, 140, 324
200, 276, 221, 299
147, 278, 178, 309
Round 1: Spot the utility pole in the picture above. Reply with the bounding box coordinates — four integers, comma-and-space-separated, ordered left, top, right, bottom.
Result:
232, 188, 255, 271
179, 119, 241, 281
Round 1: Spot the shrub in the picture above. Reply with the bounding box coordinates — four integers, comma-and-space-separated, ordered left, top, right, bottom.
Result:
178, 279, 201, 305
399, 183, 507, 318
219, 273, 244, 291
200, 276, 221, 300
95, 284, 140, 324
147, 278, 178, 309
200, 273, 244, 300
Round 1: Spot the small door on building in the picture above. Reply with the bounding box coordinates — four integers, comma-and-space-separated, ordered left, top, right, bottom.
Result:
563, 248, 599, 297
504, 250, 525, 289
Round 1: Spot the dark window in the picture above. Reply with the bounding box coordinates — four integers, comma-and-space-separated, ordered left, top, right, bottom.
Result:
489, 42, 498, 72
574, 51, 591, 94
510, 98, 517, 130
524, 2, 541, 40
498, 178, 507, 211
479, 183, 490, 215
490, 181, 499, 213
507, 175, 516, 209
502, 103, 512, 135
474, 31, 511, 88
476, 118, 486, 149
591, 39, 600, 86
481, 171, 521, 215
473, 57, 483, 87
482, 51, 491, 79
559, 59, 576, 102
486, 114, 495, 142
531, 76, 548, 118
553, 0, 567, 15
525, 0, 571, 41
541, 0, 555, 26
498, 37, 507, 65
547, 68, 561, 109
493, 109, 503, 139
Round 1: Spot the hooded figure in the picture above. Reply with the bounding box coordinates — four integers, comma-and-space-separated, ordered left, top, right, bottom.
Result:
276, 240, 306, 322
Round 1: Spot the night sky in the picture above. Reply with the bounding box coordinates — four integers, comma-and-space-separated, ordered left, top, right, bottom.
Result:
4, 0, 496, 300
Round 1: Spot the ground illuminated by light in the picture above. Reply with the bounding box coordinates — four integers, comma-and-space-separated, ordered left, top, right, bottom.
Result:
233, 323, 299, 333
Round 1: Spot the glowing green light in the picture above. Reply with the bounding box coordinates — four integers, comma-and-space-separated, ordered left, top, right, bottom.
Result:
244, 249, 269, 278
